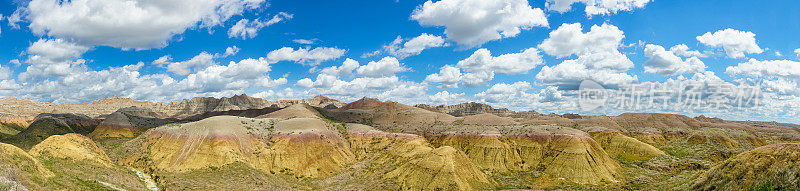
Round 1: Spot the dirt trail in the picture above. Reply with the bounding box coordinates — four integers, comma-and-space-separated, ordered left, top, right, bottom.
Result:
130, 168, 159, 191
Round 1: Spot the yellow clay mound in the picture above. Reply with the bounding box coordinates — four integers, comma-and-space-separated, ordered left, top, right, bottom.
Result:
613, 113, 699, 131
265, 118, 355, 178
0, 116, 33, 130
460, 113, 517, 126
631, 132, 666, 146
687, 134, 707, 145
423, 125, 621, 185
692, 143, 800, 190
0, 142, 54, 178
347, 124, 434, 160
589, 129, 666, 161
257, 103, 321, 119
333, 98, 458, 127
347, 125, 491, 190
90, 107, 173, 139
386, 146, 491, 191
137, 116, 354, 178
429, 132, 524, 173
89, 112, 138, 139
29, 133, 113, 167
507, 125, 621, 185
711, 135, 740, 149
138, 116, 273, 171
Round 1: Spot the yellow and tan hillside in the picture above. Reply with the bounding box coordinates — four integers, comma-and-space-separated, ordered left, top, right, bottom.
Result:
29, 134, 114, 167
267, 117, 355, 178
257, 103, 321, 119
459, 113, 518, 126
127, 116, 354, 178
326, 98, 458, 128
421, 124, 621, 185
89, 107, 173, 139
692, 143, 800, 190
506, 125, 622, 185
386, 146, 491, 191
428, 131, 524, 173
0, 142, 54, 188
347, 124, 492, 190
589, 129, 666, 161
0, 117, 33, 139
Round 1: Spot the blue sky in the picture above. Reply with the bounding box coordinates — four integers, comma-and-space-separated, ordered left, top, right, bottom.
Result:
0, 0, 798, 123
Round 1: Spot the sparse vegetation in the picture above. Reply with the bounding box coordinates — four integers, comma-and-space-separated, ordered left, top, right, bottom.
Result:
1, 97, 799, 190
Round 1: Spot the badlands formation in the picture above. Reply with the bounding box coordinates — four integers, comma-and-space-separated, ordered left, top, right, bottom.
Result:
1, 95, 799, 190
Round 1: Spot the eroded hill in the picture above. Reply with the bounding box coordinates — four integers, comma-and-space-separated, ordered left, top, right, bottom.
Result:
0, 95, 799, 190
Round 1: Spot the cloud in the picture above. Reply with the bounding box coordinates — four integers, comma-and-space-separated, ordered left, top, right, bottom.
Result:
220, 46, 240, 58
253, 88, 311, 101
643, 44, 706, 76
411, 0, 547, 48
536, 51, 637, 89
228, 12, 293, 39
356, 57, 409, 78
726, 59, 800, 95
176, 57, 286, 93
424, 65, 463, 88
669, 44, 707, 58
425, 47, 543, 88
294, 57, 426, 103
538, 23, 624, 58
22, 0, 266, 50
0, 63, 11, 80
474, 81, 560, 110
428, 91, 468, 105
7, 9, 21, 29
17, 55, 286, 103
794, 48, 800, 57
322, 58, 360, 77
365, 34, 446, 59
696, 28, 763, 58
293, 39, 319, 45
458, 48, 543, 74
297, 57, 410, 89
13, 38, 285, 102
153, 52, 216, 76
545, 0, 652, 16
297, 58, 359, 88
535, 23, 635, 89
19, 39, 90, 81
266, 47, 346, 65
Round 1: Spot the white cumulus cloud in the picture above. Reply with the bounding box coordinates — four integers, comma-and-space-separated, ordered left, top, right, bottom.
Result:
19, 39, 90, 81
535, 23, 636, 89
538, 23, 624, 58
696, 28, 763, 58
411, 0, 547, 48
425, 47, 543, 88
669, 44, 707, 58
726, 59, 800, 95
228, 12, 292, 39
643, 44, 706, 76
22, 0, 266, 49
367, 33, 446, 59
545, 0, 652, 16
266, 47, 346, 65
153, 52, 216, 76
356, 57, 409, 78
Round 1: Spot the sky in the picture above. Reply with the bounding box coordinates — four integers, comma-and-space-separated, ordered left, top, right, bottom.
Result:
0, 0, 798, 123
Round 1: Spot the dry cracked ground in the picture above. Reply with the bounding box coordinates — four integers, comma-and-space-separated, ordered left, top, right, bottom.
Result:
1, 95, 800, 191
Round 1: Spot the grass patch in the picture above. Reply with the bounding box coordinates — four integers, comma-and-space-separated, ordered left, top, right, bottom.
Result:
748, 180, 773, 191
